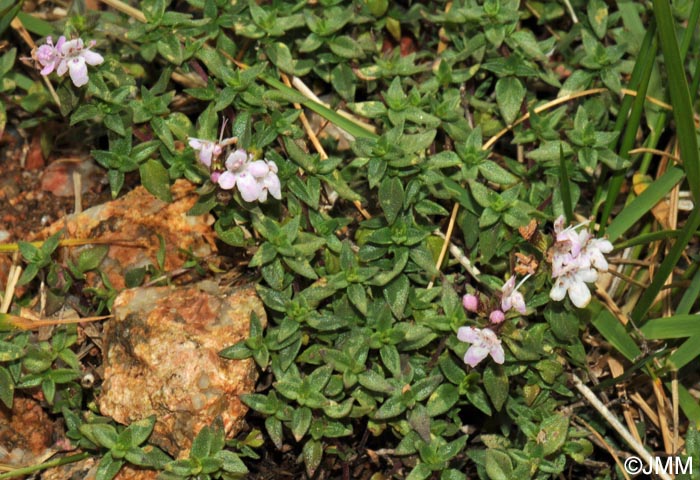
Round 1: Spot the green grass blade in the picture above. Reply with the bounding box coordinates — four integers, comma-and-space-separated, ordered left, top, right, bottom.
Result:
612, 229, 681, 250
259, 74, 378, 141
668, 336, 700, 370
605, 166, 685, 242
559, 144, 573, 222
677, 267, 700, 316
630, 1, 700, 322
591, 306, 641, 361
16, 12, 53, 36
632, 204, 700, 322
0, 0, 23, 36
597, 24, 656, 231
640, 314, 700, 339
653, 0, 700, 204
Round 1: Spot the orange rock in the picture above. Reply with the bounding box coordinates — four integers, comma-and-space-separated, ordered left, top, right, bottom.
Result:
0, 397, 55, 466
98, 283, 266, 456
35, 179, 216, 290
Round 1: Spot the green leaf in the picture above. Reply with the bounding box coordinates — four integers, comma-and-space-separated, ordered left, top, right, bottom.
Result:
328, 35, 365, 59
0, 339, 24, 361
482, 364, 509, 411
0, 1, 23, 37
80, 424, 119, 449
217, 450, 249, 474
125, 416, 156, 447
265, 42, 295, 74
606, 167, 684, 242
426, 384, 459, 417
485, 449, 513, 480
77, 246, 109, 273
302, 439, 323, 477
591, 305, 641, 361
495, 77, 526, 125
587, 0, 609, 38
378, 176, 404, 225
539, 413, 569, 455
640, 315, 700, 339
0, 367, 13, 408
384, 274, 410, 319
95, 452, 123, 480
374, 395, 407, 419
139, 159, 172, 202
16, 12, 53, 36
291, 407, 312, 442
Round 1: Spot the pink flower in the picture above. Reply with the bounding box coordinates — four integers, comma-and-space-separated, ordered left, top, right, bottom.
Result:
501, 275, 529, 314
189, 138, 223, 167
218, 149, 250, 190
462, 293, 479, 312
549, 215, 614, 308
216, 150, 282, 202
35, 36, 65, 75
457, 326, 505, 367
489, 310, 505, 324
550, 266, 598, 308
55, 38, 104, 87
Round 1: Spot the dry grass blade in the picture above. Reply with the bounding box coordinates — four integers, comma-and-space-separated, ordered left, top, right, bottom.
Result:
0, 313, 113, 330
571, 373, 674, 480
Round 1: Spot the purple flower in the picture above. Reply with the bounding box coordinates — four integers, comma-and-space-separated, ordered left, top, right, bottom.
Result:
462, 293, 479, 312
457, 326, 505, 367
35, 36, 65, 75
53, 38, 104, 87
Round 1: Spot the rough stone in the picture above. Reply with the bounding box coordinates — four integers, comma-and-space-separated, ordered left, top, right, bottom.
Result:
0, 397, 55, 467
98, 282, 265, 456
35, 179, 216, 290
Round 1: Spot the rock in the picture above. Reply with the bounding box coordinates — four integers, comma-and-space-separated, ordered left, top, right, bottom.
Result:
0, 397, 55, 467
98, 282, 266, 456
35, 179, 216, 290
40, 157, 100, 197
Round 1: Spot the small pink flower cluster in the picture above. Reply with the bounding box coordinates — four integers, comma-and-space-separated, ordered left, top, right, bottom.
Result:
34, 36, 104, 87
188, 135, 281, 203
549, 215, 613, 308
457, 274, 530, 367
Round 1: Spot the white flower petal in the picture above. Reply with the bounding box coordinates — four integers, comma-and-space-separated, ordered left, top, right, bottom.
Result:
489, 343, 505, 364
550, 281, 567, 302
82, 49, 104, 66
217, 171, 236, 190
246, 160, 270, 178
457, 326, 480, 343
568, 280, 592, 308
67, 57, 89, 87
56, 58, 68, 77
464, 346, 490, 368
264, 173, 282, 200
237, 173, 261, 202
188, 138, 204, 149
225, 150, 248, 171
